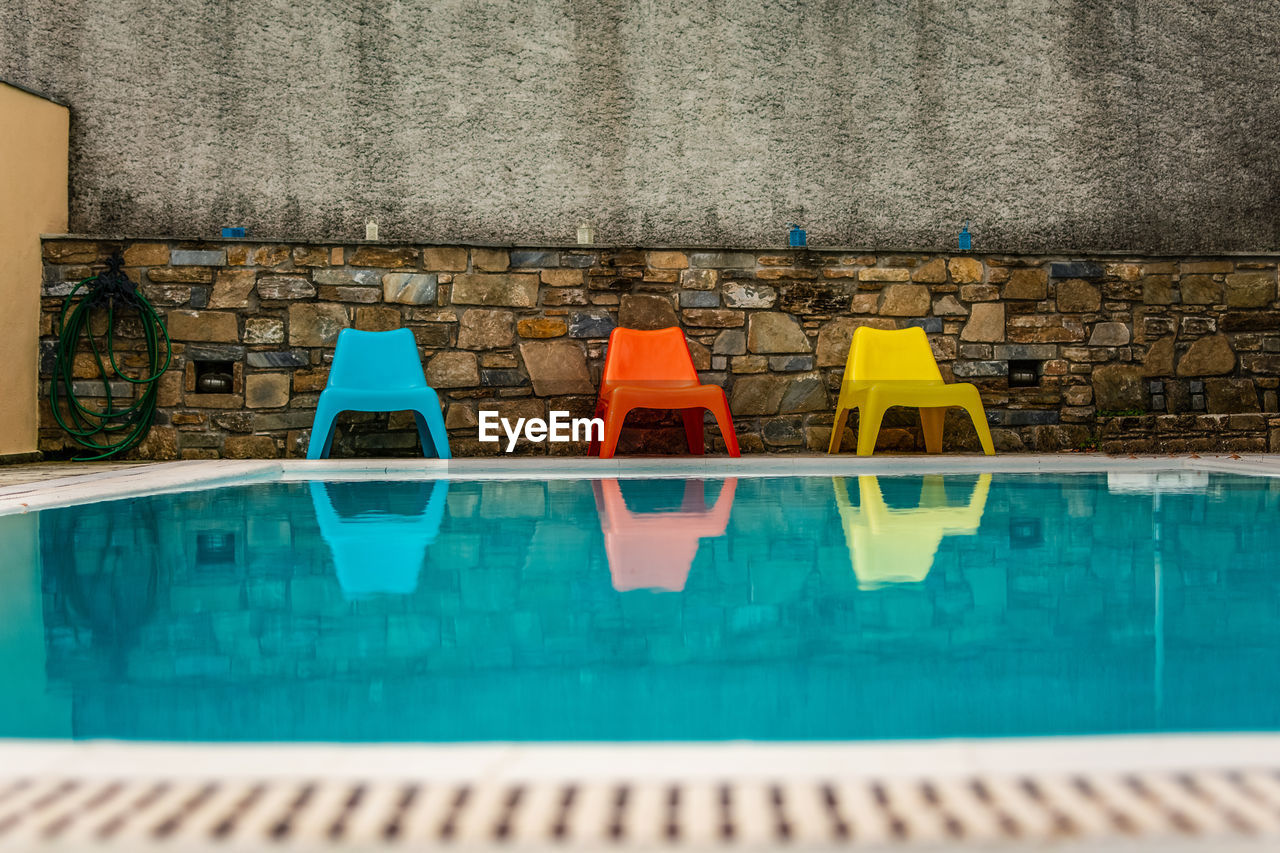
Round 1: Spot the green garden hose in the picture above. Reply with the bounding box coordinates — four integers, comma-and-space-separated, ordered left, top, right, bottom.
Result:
50, 254, 172, 460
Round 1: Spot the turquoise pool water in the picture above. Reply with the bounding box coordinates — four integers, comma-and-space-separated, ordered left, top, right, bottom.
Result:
1, 472, 1278, 742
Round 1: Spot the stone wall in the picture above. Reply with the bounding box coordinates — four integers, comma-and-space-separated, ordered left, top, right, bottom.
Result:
37, 238, 1280, 458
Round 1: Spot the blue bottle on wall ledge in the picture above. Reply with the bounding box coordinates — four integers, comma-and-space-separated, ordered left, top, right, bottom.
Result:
958, 222, 972, 251
788, 224, 806, 248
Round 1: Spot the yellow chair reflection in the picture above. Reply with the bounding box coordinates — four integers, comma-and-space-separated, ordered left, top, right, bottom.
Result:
592, 478, 737, 592
833, 474, 991, 589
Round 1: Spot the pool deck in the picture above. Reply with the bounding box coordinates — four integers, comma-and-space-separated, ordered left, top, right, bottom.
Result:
4, 453, 1280, 851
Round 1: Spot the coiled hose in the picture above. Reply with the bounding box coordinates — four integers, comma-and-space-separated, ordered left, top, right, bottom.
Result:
50, 254, 172, 460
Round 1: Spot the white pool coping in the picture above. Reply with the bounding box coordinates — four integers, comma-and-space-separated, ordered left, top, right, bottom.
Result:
3, 451, 1280, 516
6, 453, 1280, 851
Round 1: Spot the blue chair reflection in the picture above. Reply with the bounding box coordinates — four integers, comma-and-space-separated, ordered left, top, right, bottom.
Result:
833, 474, 991, 589
592, 478, 737, 591
310, 479, 450, 597
307, 328, 451, 459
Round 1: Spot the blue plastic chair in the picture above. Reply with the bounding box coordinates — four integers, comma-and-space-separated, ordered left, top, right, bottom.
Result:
306, 328, 451, 459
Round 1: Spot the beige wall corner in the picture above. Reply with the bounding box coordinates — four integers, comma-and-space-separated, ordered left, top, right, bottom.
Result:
0, 82, 68, 457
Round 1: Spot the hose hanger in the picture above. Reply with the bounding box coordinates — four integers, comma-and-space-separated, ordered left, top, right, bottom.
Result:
50, 254, 173, 460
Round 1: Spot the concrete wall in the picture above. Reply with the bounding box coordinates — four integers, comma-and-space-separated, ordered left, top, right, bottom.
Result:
2, 1, 1279, 253
0, 81, 67, 457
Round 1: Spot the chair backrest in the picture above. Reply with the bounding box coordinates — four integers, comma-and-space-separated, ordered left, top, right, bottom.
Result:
601, 327, 699, 385
848, 326, 943, 382
327, 328, 427, 391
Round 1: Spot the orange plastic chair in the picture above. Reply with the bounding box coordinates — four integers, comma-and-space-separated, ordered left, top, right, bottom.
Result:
589, 327, 741, 458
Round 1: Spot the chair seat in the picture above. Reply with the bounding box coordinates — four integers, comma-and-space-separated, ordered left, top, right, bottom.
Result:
602, 382, 724, 409
840, 379, 981, 408
319, 387, 440, 413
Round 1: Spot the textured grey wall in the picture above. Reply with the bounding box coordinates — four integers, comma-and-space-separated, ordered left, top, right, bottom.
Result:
3, 0, 1279, 252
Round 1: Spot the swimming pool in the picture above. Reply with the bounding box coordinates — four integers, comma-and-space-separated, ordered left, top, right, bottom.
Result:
3, 461, 1278, 744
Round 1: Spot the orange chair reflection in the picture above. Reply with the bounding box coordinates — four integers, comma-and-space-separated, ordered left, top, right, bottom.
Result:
588, 327, 741, 458
592, 478, 738, 591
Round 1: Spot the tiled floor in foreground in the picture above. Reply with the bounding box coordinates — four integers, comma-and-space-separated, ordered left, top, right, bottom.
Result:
2, 770, 1280, 850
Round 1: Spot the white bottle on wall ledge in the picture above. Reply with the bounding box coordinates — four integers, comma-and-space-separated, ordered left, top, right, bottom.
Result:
365, 220, 379, 241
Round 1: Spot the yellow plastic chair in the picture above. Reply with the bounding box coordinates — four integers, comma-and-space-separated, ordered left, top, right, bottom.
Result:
833, 474, 992, 588
827, 326, 995, 455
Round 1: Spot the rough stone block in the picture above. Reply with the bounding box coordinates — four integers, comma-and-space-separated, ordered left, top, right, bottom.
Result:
1206, 378, 1260, 413
747, 312, 811, 353
244, 317, 285, 344
1226, 272, 1275, 307
768, 355, 816, 371
246, 350, 308, 368
423, 247, 468, 271
859, 267, 911, 282
246, 373, 291, 408
778, 372, 828, 412
349, 246, 417, 267
354, 306, 401, 332
904, 317, 943, 333
680, 269, 717, 290
1088, 322, 1131, 346
511, 250, 559, 267
568, 311, 616, 338
951, 361, 1007, 378
383, 272, 439, 305
166, 310, 239, 342
993, 344, 1056, 360
1176, 334, 1235, 376
960, 303, 1005, 342
457, 309, 515, 349
517, 317, 568, 338
1050, 261, 1104, 279
209, 269, 257, 308
1056, 279, 1101, 312
1007, 315, 1084, 343
713, 329, 746, 355
171, 249, 226, 266
689, 251, 755, 269
1093, 364, 1146, 411
682, 309, 745, 327
288, 303, 349, 347
948, 257, 984, 283
148, 267, 213, 284
123, 243, 170, 266
451, 273, 538, 307
257, 275, 316, 300
879, 284, 930, 316
722, 282, 776, 308
933, 295, 968, 316
648, 251, 688, 269
472, 248, 509, 271
1142, 276, 1175, 305
1003, 268, 1048, 300
679, 290, 720, 308
224, 435, 278, 458
911, 258, 948, 283
729, 374, 787, 415
618, 294, 678, 330
425, 351, 479, 387
1179, 275, 1221, 305
519, 341, 593, 395
542, 288, 588, 306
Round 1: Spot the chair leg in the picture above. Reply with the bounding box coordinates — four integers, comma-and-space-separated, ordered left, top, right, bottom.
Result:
962, 401, 996, 455
599, 404, 631, 459
413, 408, 452, 460
307, 398, 341, 459
681, 408, 706, 455
707, 394, 740, 457
856, 403, 887, 457
920, 406, 946, 453
828, 407, 851, 454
